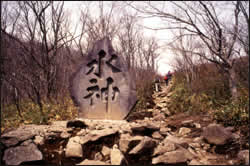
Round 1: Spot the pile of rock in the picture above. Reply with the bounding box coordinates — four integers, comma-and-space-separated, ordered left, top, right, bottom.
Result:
1, 118, 248, 165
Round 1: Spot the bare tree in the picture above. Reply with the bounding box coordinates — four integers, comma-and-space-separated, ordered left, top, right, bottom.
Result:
170, 28, 200, 90
129, 1, 242, 100
1, 1, 76, 122
142, 36, 160, 71
117, 11, 141, 71
237, 1, 249, 56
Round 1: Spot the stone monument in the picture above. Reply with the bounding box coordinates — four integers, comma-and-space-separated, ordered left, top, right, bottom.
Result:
70, 37, 137, 120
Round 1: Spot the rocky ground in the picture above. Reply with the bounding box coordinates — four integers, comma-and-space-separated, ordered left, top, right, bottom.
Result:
0, 81, 249, 165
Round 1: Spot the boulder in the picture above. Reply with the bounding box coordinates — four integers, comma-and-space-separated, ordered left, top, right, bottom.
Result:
119, 134, 143, 153
79, 128, 118, 145
194, 123, 201, 128
60, 131, 71, 139
3, 141, 43, 165
189, 143, 201, 149
152, 149, 189, 164
152, 131, 164, 139
202, 123, 233, 145
188, 159, 203, 165
153, 113, 166, 121
77, 159, 109, 165
129, 136, 156, 154
33, 136, 44, 146
65, 136, 83, 158
178, 127, 191, 136
131, 122, 160, 133
1, 126, 37, 147
238, 150, 249, 165
153, 141, 176, 156
159, 127, 171, 136
101, 145, 111, 157
181, 120, 194, 127
94, 152, 103, 161
163, 134, 191, 146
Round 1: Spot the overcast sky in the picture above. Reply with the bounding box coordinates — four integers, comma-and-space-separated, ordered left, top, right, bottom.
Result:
4, 1, 244, 75
63, 1, 175, 75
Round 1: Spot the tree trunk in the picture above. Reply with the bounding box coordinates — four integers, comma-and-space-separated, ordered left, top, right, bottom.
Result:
228, 67, 238, 100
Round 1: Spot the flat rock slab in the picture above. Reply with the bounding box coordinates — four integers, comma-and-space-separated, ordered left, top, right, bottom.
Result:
153, 141, 176, 156
152, 149, 189, 164
3, 142, 43, 165
1, 125, 45, 147
70, 37, 136, 120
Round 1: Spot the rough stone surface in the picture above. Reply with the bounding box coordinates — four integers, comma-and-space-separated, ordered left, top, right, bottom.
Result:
152, 149, 189, 164
152, 131, 163, 139
188, 159, 203, 165
60, 131, 71, 139
129, 136, 156, 154
33, 136, 44, 145
153, 141, 176, 156
131, 123, 160, 133
0, 82, 246, 166
181, 120, 194, 127
238, 150, 249, 165
159, 127, 171, 136
119, 134, 143, 153
163, 134, 189, 145
79, 128, 118, 145
179, 127, 191, 136
101, 145, 111, 157
3, 142, 42, 165
70, 37, 137, 120
94, 152, 103, 161
202, 123, 233, 145
153, 113, 166, 121
65, 136, 83, 158
1, 127, 37, 147
194, 123, 201, 128
77, 159, 109, 165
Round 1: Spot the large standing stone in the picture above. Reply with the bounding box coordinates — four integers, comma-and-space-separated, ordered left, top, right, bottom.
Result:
70, 37, 137, 120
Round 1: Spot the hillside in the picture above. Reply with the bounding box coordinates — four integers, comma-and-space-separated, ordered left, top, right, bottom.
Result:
1, 80, 248, 165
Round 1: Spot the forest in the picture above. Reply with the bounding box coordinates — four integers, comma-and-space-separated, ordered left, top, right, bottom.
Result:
1, 1, 249, 133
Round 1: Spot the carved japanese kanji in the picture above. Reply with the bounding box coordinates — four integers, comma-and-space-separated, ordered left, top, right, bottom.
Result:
70, 37, 137, 120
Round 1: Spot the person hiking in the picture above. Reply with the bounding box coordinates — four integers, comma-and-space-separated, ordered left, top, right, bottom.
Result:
164, 74, 168, 86
167, 71, 172, 82
154, 75, 160, 92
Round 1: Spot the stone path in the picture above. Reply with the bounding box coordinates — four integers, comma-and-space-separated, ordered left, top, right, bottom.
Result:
0, 80, 249, 165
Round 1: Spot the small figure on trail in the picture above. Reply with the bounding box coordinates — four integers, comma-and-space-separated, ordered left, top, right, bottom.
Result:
154, 75, 160, 92
167, 71, 172, 82
164, 74, 168, 86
